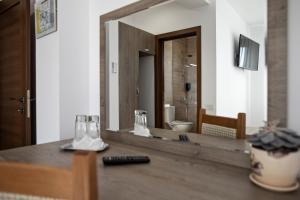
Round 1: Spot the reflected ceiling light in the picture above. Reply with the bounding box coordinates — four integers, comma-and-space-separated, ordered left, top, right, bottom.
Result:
184, 64, 197, 68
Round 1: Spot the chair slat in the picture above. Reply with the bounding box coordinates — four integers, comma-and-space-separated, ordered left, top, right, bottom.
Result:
0, 151, 97, 200
0, 162, 72, 199
198, 109, 246, 139
72, 151, 97, 200
202, 115, 238, 129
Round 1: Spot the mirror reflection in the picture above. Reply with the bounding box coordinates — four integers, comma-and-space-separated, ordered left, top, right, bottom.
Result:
105, 0, 267, 145
163, 36, 198, 133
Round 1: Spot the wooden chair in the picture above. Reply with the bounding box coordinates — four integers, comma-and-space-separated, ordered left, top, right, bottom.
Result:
0, 151, 97, 200
198, 109, 246, 139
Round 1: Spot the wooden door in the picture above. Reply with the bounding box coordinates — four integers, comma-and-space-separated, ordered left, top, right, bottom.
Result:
118, 22, 155, 130
0, 0, 33, 150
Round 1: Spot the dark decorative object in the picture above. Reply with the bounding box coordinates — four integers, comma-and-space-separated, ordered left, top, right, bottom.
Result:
185, 83, 191, 92
35, 0, 57, 39
250, 153, 263, 176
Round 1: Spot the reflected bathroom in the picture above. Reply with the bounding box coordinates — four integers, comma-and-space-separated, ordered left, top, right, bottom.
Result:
163, 36, 198, 132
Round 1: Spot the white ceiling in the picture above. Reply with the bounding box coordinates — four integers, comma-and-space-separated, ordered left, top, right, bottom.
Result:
174, 0, 211, 10
226, 0, 267, 25
151, 0, 210, 10
150, 0, 266, 25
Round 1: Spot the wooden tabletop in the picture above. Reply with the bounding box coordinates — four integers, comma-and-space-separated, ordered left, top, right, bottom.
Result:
149, 128, 250, 151
119, 127, 257, 152
0, 139, 299, 200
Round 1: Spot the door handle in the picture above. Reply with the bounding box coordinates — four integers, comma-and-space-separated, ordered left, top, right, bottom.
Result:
26, 90, 31, 118
17, 107, 24, 114
9, 96, 25, 103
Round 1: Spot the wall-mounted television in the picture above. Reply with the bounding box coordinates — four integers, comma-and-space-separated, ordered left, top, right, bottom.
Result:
236, 34, 260, 71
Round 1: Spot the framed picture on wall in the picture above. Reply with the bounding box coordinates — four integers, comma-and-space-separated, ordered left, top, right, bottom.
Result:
35, 0, 57, 39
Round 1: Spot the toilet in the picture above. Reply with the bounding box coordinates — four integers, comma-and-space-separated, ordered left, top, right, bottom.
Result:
164, 105, 193, 132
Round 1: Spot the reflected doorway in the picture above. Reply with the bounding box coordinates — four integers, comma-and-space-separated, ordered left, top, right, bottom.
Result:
155, 27, 201, 132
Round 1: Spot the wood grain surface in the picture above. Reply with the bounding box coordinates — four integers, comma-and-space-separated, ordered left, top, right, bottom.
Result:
0, 161, 73, 199
0, 152, 97, 200
0, 0, 33, 150
103, 129, 251, 169
118, 22, 155, 130
267, 0, 288, 126
198, 109, 246, 139
0, 139, 299, 200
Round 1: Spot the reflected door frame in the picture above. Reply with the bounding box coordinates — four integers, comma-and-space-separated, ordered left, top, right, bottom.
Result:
155, 27, 202, 130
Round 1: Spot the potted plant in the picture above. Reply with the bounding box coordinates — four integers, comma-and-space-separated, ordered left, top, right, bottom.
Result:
248, 121, 300, 191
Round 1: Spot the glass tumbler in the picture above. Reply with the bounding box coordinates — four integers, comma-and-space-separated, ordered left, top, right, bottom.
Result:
75, 115, 87, 141
87, 115, 100, 139
134, 110, 148, 129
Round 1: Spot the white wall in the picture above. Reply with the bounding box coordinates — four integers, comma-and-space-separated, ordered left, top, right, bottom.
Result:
36, 0, 91, 143
58, 0, 90, 140
216, 0, 250, 118
119, 1, 217, 114
288, 0, 300, 133
215, 0, 267, 127
36, 32, 60, 144
248, 25, 267, 127
106, 21, 119, 131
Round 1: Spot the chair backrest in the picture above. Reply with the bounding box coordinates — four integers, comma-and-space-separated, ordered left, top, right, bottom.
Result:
198, 109, 246, 139
0, 151, 97, 200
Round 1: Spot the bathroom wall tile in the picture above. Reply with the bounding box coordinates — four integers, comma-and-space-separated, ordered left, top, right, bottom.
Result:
164, 41, 173, 105
164, 36, 197, 132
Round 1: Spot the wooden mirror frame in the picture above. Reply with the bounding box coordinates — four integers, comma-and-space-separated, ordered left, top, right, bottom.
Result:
100, 0, 288, 131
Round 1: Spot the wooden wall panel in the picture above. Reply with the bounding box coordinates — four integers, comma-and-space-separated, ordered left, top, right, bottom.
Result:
119, 22, 138, 129
118, 22, 155, 129
267, 0, 288, 126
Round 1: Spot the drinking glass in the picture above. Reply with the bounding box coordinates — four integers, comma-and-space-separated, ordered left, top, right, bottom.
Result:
75, 115, 87, 141
87, 115, 100, 139
134, 110, 148, 129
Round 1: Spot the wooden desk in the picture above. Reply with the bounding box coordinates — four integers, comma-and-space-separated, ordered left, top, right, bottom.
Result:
0, 139, 299, 200
149, 128, 250, 151
105, 130, 251, 168
119, 128, 251, 152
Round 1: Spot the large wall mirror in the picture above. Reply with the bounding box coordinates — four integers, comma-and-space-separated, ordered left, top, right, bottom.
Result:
100, 0, 287, 152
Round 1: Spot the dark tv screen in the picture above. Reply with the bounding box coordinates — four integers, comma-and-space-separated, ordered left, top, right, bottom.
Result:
237, 34, 260, 71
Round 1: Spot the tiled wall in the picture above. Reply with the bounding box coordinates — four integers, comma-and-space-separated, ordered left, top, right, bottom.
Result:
164, 36, 197, 131
185, 37, 197, 130
164, 41, 173, 105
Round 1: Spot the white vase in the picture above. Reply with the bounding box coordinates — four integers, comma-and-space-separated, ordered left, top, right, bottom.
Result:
250, 147, 300, 187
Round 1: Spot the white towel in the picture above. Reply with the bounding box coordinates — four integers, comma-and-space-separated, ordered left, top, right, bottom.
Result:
131, 125, 152, 137
72, 136, 105, 151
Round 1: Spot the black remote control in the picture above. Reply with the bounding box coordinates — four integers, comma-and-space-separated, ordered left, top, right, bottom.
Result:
179, 134, 190, 142
102, 156, 150, 166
